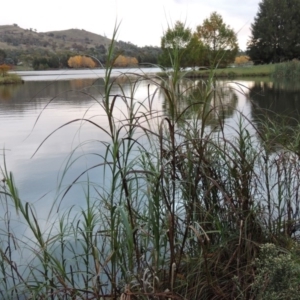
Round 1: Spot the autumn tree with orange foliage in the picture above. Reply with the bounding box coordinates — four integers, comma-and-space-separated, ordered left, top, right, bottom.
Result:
113, 55, 138, 67
0, 64, 11, 77
234, 55, 250, 65
68, 56, 96, 68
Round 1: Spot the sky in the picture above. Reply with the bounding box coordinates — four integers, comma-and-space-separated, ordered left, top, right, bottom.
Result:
1, 0, 261, 50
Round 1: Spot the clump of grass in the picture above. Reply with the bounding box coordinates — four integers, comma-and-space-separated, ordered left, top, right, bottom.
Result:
273, 60, 300, 78
0, 73, 23, 85
2, 22, 300, 299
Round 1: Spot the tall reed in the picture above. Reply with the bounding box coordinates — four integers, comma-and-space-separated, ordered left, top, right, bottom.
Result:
1, 22, 300, 300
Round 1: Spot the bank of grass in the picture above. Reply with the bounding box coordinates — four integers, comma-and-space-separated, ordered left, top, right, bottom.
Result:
158, 63, 278, 78
187, 61, 300, 79
273, 60, 300, 78
0, 73, 23, 84
191, 63, 275, 77
2, 25, 300, 299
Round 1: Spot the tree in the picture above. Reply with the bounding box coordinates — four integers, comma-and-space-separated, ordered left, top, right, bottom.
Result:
235, 55, 250, 65
0, 64, 11, 77
159, 21, 193, 70
113, 55, 138, 67
184, 34, 208, 68
247, 0, 300, 64
196, 12, 238, 67
68, 56, 96, 68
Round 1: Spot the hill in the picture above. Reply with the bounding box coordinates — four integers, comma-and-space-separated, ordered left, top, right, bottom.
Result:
0, 24, 113, 51
0, 24, 161, 69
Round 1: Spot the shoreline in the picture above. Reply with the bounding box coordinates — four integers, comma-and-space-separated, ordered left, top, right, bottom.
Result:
0, 74, 23, 85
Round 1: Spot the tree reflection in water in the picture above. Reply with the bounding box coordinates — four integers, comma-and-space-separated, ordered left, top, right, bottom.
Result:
161, 78, 238, 130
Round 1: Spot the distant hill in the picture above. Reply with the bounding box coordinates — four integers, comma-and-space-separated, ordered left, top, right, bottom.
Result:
0, 24, 112, 51
0, 24, 161, 68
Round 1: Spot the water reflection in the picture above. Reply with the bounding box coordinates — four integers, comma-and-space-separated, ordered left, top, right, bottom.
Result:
161, 79, 238, 129
0, 84, 22, 101
249, 79, 300, 119
248, 78, 300, 153
3, 76, 297, 208
1, 75, 298, 297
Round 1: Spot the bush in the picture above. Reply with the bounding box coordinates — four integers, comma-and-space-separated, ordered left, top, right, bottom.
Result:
273, 60, 300, 78
0, 64, 11, 77
251, 243, 300, 299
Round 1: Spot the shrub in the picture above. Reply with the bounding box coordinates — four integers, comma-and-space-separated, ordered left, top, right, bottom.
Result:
273, 60, 300, 78
251, 243, 300, 299
0, 64, 11, 77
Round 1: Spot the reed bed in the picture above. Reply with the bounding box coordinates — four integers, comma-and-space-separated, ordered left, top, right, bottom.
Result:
1, 25, 300, 300
273, 60, 300, 78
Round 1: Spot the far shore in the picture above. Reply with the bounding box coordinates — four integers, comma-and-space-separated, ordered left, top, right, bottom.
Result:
7, 62, 295, 82
158, 64, 276, 79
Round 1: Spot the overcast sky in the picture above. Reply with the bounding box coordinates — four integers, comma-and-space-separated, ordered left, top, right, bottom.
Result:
1, 0, 261, 50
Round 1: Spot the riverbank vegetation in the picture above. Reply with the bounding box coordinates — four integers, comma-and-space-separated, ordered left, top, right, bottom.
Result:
0, 64, 22, 84
158, 60, 300, 79
169, 63, 274, 78
1, 23, 300, 299
272, 60, 300, 78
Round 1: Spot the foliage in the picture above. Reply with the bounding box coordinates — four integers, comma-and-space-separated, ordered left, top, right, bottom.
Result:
0, 64, 11, 77
3, 23, 300, 300
0, 25, 161, 68
196, 11, 238, 67
67, 55, 96, 68
251, 244, 300, 299
32, 55, 60, 70
117, 40, 162, 65
0, 73, 22, 84
159, 14, 238, 70
159, 21, 193, 70
234, 55, 250, 65
247, 0, 300, 64
113, 54, 138, 67
184, 33, 208, 68
273, 60, 300, 78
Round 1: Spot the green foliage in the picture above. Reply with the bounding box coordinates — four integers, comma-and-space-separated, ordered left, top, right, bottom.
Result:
3, 22, 300, 300
247, 0, 300, 64
251, 244, 300, 299
159, 21, 194, 70
197, 11, 238, 67
159, 13, 238, 70
184, 33, 208, 67
273, 60, 300, 78
0, 73, 22, 84
32, 55, 60, 70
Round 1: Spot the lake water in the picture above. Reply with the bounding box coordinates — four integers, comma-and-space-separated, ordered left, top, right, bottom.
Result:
1, 71, 300, 222
2, 69, 300, 298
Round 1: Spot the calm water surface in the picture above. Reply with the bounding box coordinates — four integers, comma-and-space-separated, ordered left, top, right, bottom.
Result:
1, 72, 300, 221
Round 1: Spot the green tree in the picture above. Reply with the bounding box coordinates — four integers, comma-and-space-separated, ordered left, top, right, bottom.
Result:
196, 12, 238, 67
159, 21, 192, 70
247, 0, 300, 64
184, 34, 208, 68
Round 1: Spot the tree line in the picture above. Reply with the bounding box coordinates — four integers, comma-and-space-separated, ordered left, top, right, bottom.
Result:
159, 12, 238, 69
2, 0, 300, 69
